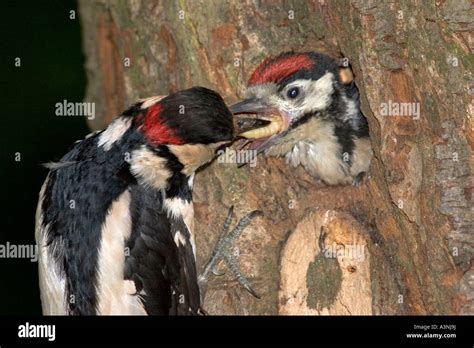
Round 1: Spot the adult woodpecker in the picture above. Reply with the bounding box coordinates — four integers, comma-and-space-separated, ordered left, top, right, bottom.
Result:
231, 52, 372, 186
35, 87, 255, 315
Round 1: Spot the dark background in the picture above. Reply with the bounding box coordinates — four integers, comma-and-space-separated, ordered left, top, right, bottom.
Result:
0, 0, 88, 314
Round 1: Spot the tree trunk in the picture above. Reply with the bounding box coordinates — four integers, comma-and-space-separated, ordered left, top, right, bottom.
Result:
78, 0, 473, 315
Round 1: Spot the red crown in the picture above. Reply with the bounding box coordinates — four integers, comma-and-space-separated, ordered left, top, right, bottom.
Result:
248, 53, 314, 86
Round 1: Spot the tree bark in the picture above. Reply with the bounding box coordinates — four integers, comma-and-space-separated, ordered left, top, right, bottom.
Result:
79, 0, 473, 315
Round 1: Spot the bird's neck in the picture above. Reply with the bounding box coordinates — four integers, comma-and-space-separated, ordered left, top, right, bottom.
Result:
265, 116, 335, 157
128, 144, 193, 201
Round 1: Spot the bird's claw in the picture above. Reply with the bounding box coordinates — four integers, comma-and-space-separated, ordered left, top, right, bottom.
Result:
211, 267, 226, 276
199, 206, 262, 298
352, 171, 367, 187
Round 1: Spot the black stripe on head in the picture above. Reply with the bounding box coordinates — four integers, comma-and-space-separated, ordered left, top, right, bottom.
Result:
158, 87, 234, 144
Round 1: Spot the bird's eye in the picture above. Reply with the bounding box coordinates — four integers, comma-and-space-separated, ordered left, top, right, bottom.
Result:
287, 87, 300, 99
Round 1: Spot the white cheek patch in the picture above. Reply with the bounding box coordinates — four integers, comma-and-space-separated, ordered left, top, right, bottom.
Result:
284, 72, 335, 113
305, 72, 335, 110
129, 146, 171, 189
167, 144, 215, 177
98, 117, 133, 151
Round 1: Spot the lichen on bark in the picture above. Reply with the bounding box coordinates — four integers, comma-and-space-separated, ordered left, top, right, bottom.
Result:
306, 254, 342, 311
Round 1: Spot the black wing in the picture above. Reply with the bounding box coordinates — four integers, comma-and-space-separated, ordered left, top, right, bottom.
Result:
125, 184, 201, 315
40, 132, 134, 315
168, 218, 201, 315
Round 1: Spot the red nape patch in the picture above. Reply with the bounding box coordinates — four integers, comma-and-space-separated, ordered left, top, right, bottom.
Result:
248, 54, 314, 86
141, 104, 184, 145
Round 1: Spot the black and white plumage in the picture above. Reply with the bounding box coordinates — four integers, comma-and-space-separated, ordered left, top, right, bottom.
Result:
35, 87, 234, 315
231, 51, 372, 185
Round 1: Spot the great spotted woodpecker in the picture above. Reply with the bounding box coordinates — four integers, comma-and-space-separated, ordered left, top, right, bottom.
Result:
35, 87, 258, 315
231, 52, 372, 186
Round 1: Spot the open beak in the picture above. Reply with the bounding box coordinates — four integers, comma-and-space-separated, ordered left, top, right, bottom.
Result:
230, 98, 269, 114
231, 99, 289, 153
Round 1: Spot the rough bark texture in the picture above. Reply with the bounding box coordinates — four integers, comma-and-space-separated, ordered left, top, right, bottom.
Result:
79, 0, 473, 315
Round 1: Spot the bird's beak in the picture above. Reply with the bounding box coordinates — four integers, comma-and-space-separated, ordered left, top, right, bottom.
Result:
231, 98, 290, 155
230, 98, 285, 139
229, 98, 270, 115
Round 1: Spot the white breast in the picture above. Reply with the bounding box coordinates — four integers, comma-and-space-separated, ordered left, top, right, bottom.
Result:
285, 140, 350, 185
95, 190, 147, 315
267, 117, 351, 185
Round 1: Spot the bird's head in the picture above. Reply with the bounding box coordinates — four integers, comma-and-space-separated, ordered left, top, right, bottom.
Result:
231, 52, 353, 152
137, 87, 235, 175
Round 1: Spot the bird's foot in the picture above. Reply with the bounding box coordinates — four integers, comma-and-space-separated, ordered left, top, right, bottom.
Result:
352, 171, 368, 187
198, 206, 262, 298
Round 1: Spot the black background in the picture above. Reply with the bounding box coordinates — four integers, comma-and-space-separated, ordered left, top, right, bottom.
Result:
0, 0, 88, 314
0, 316, 472, 346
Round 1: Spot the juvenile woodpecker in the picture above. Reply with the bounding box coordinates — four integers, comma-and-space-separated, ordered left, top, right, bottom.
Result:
231, 52, 372, 185
35, 87, 254, 315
